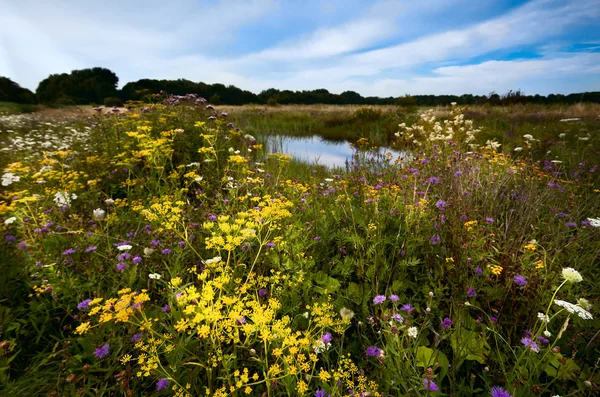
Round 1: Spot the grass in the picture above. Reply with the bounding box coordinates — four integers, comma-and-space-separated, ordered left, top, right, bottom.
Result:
0, 101, 599, 396
0, 102, 38, 115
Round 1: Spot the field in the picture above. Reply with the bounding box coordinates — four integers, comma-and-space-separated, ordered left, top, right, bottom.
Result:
1, 99, 599, 397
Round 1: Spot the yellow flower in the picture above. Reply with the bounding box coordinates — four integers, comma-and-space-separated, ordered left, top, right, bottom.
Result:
297, 380, 308, 394
75, 322, 91, 335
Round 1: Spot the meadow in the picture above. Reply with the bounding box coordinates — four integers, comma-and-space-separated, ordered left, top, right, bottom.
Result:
0, 97, 599, 397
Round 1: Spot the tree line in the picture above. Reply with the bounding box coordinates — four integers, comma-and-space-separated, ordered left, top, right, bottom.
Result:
2, 67, 600, 107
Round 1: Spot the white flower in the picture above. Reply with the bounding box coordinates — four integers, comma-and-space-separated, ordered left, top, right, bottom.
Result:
587, 217, 600, 227
186, 162, 200, 168
148, 273, 162, 280
53, 191, 72, 207
485, 140, 501, 150
194, 176, 203, 182
302, 312, 309, 319
324, 178, 334, 182
537, 313, 550, 323
559, 133, 566, 138
513, 147, 523, 152
554, 299, 593, 320
105, 198, 115, 205
407, 326, 418, 338
204, 256, 221, 265
561, 267, 583, 283
577, 298, 592, 311
578, 137, 589, 141
117, 244, 132, 251
4, 216, 17, 225
92, 208, 106, 220
523, 134, 534, 141
543, 330, 552, 337
143, 247, 155, 257
551, 160, 562, 164
2, 172, 20, 186
340, 307, 355, 321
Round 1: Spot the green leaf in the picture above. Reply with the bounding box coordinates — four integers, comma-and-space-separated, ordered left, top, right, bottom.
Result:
450, 329, 490, 364
544, 354, 580, 380
416, 346, 449, 380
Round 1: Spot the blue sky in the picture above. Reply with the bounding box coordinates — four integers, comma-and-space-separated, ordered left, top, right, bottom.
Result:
1, 0, 599, 96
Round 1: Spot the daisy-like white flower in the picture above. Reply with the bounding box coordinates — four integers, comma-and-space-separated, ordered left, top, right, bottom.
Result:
2, 172, 20, 186
116, 244, 132, 251
561, 267, 583, 283
4, 217, 17, 225
148, 273, 162, 280
554, 299, 593, 320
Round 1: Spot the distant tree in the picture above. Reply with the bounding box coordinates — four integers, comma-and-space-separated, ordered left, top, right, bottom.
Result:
0, 77, 36, 104
36, 67, 118, 104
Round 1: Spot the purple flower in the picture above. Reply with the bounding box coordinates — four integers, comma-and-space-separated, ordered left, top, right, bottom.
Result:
266, 242, 275, 248
85, 246, 97, 253
132, 256, 142, 264
537, 336, 549, 344
565, 222, 577, 227
521, 337, 540, 353
258, 289, 268, 298
373, 295, 386, 304
236, 317, 246, 325
475, 266, 483, 275
156, 378, 170, 391
321, 332, 332, 344
490, 386, 512, 397
77, 299, 92, 310
427, 177, 440, 184
179, 240, 186, 247
162, 249, 171, 255
391, 313, 404, 323
162, 304, 170, 312
513, 275, 527, 287
118, 253, 131, 261
435, 200, 447, 211
441, 317, 453, 329
365, 346, 382, 357
430, 234, 441, 245
314, 389, 330, 397
421, 378, 439, 391
150, 239, 161, 247
389, 294, 399, 302
467, 287, 476, 297
132, 333, 143, 342
62, 248, 76, 255
400, 304, 414, 313
486, 217, 494, 223
116, 262, 127, 272
455, 171, 463, 177
94, 343, 110, 359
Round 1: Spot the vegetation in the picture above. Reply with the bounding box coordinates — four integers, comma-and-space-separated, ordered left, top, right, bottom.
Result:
0, 97, 599, 397
0, 77, 36, 104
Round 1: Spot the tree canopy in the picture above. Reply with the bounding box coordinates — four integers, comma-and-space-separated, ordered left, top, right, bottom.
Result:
0, 77, 36, 104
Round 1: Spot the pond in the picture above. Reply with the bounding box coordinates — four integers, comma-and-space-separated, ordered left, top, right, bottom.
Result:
264, 135, 408, 168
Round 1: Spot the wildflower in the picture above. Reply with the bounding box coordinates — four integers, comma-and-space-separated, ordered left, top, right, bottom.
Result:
485, 217, 494, 223
1, 172, 20, 186
365, 346, 382, 357
373, 295, 386, 304
391, 313, 404, 323
577, 298, 592, 310
521, 337, 540, 353
389, 294, 399, 302
421, 378, 439, 391
441, 317, 453, 329
204, 256, 221, 265
321, 332, 332, 343
258, 289, 268, 297
148, 273, 162, 280
132, 333, 143, 342
162, 248, 171, 255
537, 313, 550, 323
92, 208, 105, 220
156, 378, 170, 391
435, 200, 447, 211
430, 234, 441, 245
543, 330, 552, 337
143, 247, 155, 257
554, 300, 593, 320
62, 248, 76, 255
162, 304, 170, 312
538, 336, 549, 344
314, 389, 330, 397
561, 267, 583, 283
132, 256, 142, 264
94, 343, 110, 359
340, 307, 355, 321
401, 304, 414, 313
467, 288, 476, 297
587, 217, 600, 227
514, 147, 523, 152
116, 244, 132, 251
513, 275, 527, 287
407, 326, 418, 338
105, 198, 115, 205
54, 191, 76, 207
116, 263, 127, 272
427, 177, 440, 184
77, 299, 92, 310
4, 217, 16, 225
490, 386, 512, 397
85, 246, 97, 253
523, 134, 534, 141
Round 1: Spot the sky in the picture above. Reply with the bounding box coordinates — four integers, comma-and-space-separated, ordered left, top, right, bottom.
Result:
1, 0, 599, 97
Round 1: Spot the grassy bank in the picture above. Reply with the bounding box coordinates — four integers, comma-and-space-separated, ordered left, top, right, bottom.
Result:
0, 101, 599, 396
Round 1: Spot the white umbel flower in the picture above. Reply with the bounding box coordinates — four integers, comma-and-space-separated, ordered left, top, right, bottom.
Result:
148, 273, 162, 280
116, 244, 132, 251
537, 313, 550, 323
54, 191, 76, 207
92, 208, 106, 220
407, 326, 418, 338
561, 267, 583, 283
4, 216, 17, 225
2, 172, 20, 186
204, 256, 221, 265
554, 299, 593, 320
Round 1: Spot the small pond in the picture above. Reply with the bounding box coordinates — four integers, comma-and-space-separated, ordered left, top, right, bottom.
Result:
264, 135, 408, 168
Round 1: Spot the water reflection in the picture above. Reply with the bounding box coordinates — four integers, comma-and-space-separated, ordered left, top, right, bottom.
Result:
265, 136, 407, 168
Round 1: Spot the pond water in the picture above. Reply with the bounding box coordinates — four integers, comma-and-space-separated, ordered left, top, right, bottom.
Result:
264, 135, 407, 168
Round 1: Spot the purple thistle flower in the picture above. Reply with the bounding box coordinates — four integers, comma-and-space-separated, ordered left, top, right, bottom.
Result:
391, 313, 404, 323
441, 317, 453, 329
537, 336, 549, 344
314, 389, 330, 397
467, 287, 476, 297
161, 248, 171, 255
258, 289, 268, 298
179, 240, 186, 247
365, 346, 382, 357
475, 266, 483, 275
266, 242, 275, 248
132, 256, 142, 264
118, 252, 132, 261
132, 333, 143, 342
116, 262, 127, 272
321, 332, 332, 343
389, 294, 399, 302
373, 295, 386, 304
162, 304, 170, 312
427, 177, 440, 184
77, 299, 92, 310
400, 304, 414, 313
430, 234, 441, 245
435, 200, 447, 211
521, 337, 540, 353
486, 217, 494, 223
94, 343, 109, 359
513, 275, 527, 287
421, 378, 439, 391
490, 386, 512, 397
156, 378, 170, 391
85, 246, 97, 253
62, 248, 76, 255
